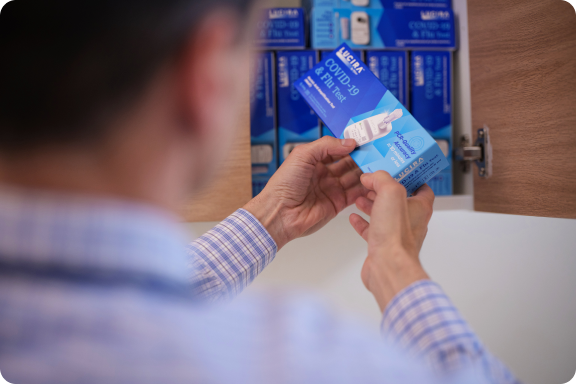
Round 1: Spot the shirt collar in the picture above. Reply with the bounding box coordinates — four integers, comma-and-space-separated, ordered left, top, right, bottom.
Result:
0, 185, 189, 282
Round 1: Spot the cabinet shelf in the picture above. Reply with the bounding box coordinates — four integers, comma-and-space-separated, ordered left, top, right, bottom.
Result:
182, 0, 576, 222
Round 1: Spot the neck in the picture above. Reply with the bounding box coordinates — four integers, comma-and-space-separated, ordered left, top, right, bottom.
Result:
0, 145, 158, 206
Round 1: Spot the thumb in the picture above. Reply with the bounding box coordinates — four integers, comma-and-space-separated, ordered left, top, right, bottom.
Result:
292, 136, 356, 164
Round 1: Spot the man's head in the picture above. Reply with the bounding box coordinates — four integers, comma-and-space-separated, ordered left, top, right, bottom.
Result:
0, 0, 256, 209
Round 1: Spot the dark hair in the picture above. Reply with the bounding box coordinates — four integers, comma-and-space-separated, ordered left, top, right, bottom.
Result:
0, 0, 254, 153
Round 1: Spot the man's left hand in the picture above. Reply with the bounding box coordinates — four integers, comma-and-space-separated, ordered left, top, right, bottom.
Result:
244, 137, 367, 250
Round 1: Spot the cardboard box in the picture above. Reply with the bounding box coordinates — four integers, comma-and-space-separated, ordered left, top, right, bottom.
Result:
323, 49, 364, 137
296, 44, 449, 194
253, 8, 306, 49
410, 51, 452, 140
366, 50, 409, 109
250, 52, 277, 196
429, 139, 452, 195
427, 170, 452, 196
304, 0, 451, 10
411, 51, 453, 195
277, 50, 321, 164
310, 7, 455, 50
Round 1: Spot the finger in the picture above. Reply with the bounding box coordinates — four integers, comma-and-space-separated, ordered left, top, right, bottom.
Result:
407, 184, 435, 230
322, 154, 348, 165
344, 183, 369, 206
326, 155, 359, 176
366, 190, 377, 201
293, 136, 356, 165
355, 196, 374, 216
410, 183, 435, 206
349, 213, 370, 242
359, 171, 396, 193
362, 172, 409, 241
337, 166, 363, 190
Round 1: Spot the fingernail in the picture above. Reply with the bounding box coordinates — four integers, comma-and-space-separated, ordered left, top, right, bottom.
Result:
341, 139, 356, 147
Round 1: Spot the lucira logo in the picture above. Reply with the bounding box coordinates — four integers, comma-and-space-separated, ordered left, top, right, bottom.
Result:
268, 8, 299, 19
395, 158, 424, 182
420, 10, 450, 20
413, 55, 424, 87
278, 56, 290, 88
335, 47, 365, 75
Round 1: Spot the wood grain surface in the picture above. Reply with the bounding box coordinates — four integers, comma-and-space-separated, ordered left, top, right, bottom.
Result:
180, 98, 252, 222
468, 0, 576, 218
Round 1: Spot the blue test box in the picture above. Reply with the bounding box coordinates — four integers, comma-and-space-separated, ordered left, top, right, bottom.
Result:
253, 8, 307, 49
427, 170, 452, 195
277, 51, 320, 164
304, 0, 450, 10
250, 52, 277, 197
310, 7, 455, 50
429, 138, 452, 195
411, 51, 453, 195
410, 51, 452, 140
296, 44, 449, 195
366, 51, 409, 109
321, 49, 364, 137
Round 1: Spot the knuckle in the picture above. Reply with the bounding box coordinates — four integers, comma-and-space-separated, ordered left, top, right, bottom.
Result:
374, 170, 390, 181
373, 171, 393, 190
320, 135, 335, 145
389, 182, 406, 197
290, 144, 307, 157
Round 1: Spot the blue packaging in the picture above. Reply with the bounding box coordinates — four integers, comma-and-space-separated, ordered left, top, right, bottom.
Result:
427, 170, 452, 195
411, 51, 453, 195
366, 51, 409, 109
311, 7, 455, 49
304, 0, 450, 10
323, 48, 365, 137
296, 44, 448, 195
254, 8, 306, 49
410, 51, 452, 139
323, 49, 364, 138
277, 51, 320, 164
429, 139, 452, 195
411, 51, 452, 165
250, 52, 277, 197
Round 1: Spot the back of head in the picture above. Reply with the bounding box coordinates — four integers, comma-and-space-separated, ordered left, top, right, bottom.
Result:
0, 0, 254, 154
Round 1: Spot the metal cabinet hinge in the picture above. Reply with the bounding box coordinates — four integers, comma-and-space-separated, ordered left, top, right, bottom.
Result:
455, 125, 493, 178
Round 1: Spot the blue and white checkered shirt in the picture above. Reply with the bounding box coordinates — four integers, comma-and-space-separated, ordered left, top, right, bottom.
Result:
0, 186, 520, 384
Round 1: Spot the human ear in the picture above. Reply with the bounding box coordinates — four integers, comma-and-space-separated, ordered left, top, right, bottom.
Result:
175, 9, 245, 139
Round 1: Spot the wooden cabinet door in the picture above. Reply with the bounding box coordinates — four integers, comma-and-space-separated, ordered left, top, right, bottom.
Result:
180, 98, 253, 222
469, 0, 576, 219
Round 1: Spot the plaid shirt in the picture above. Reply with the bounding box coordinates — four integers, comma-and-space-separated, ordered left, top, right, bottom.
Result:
0, 187, 519, 384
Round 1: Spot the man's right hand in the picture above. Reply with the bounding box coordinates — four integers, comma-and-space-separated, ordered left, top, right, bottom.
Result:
349, 171, 435, 313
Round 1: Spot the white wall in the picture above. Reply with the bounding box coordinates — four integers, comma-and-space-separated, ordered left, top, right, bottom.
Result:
187, 210, 576, 384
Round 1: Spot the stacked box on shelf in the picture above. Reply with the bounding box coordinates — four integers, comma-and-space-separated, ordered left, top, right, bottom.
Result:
277, 50, 320, 164
253, 8, 307, 50
366, 51, 409, 109
309, 7, 455, 50
304, 0, 450, 9
250, 52, 277, 197
411, 50, 453, 195
320, 50, 364, 137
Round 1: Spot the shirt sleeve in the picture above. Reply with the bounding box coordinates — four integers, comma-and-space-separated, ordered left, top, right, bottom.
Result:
382, 280, 521, 384
187, 209, 277, 302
